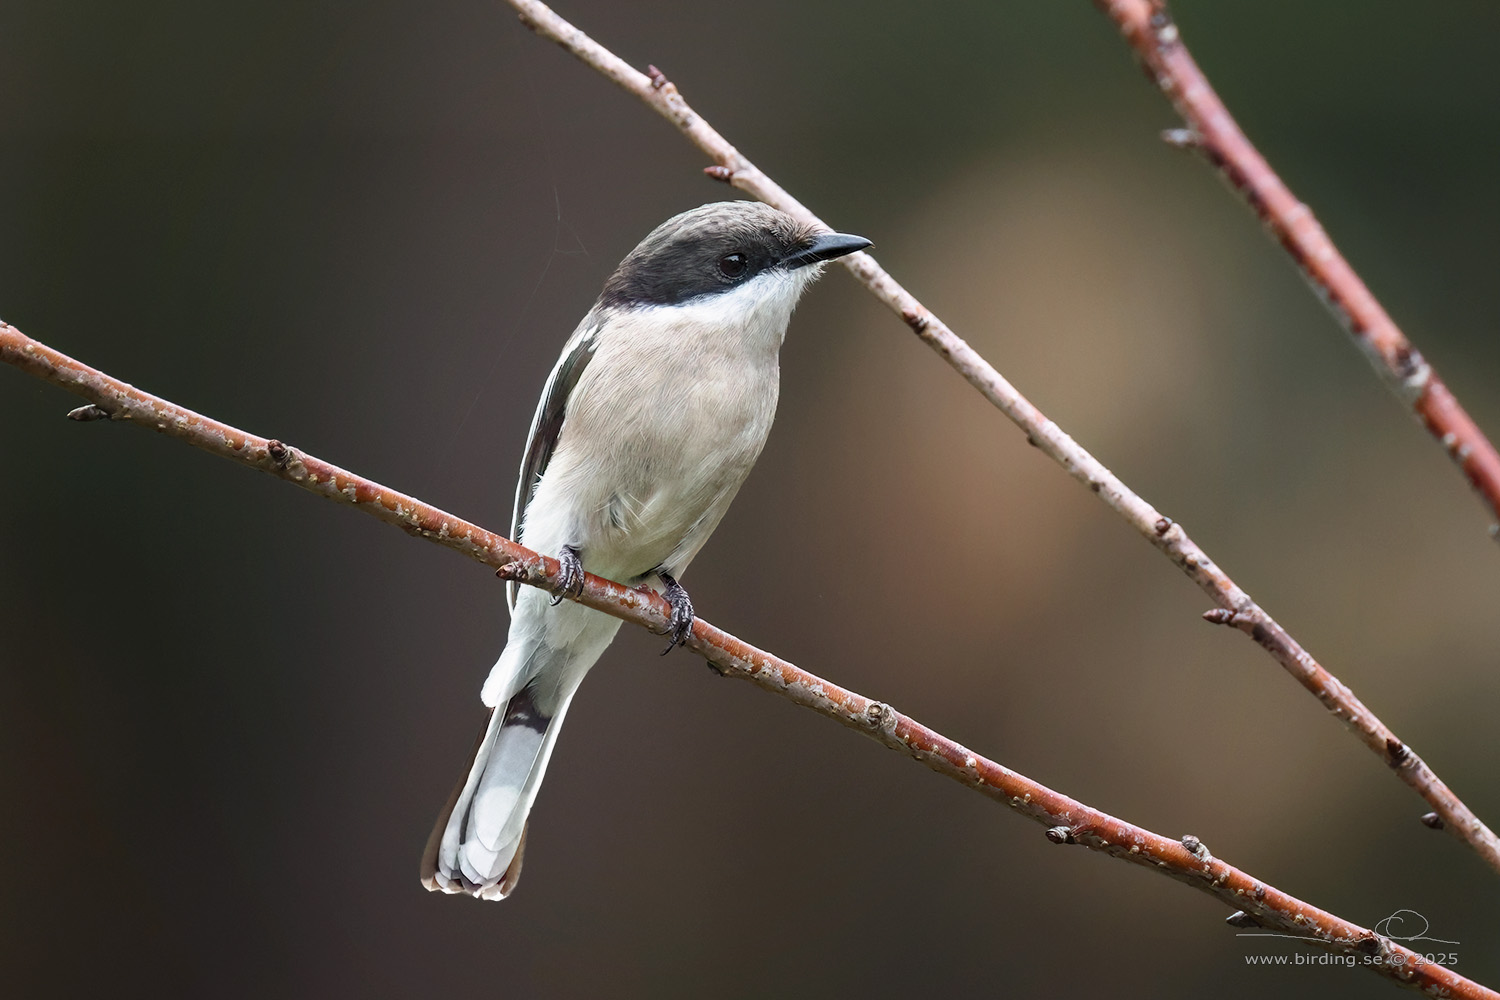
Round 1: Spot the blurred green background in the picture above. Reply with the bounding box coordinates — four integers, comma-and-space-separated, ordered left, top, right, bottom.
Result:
3, 1, 1498, 996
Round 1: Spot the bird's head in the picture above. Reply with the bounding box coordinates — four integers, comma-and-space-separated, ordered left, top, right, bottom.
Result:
600, 201, 871, 313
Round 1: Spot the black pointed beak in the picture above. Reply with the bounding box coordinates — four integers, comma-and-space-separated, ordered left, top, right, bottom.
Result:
783, 232, 873, 269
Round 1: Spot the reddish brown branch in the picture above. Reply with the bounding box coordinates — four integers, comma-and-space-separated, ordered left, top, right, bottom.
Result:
3, 321, 1494, 998
1096, 0, 1500, 530
500, 0, 1500, 876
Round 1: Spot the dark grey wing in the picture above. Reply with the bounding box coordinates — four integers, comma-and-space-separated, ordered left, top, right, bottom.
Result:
508, 315, 602, 609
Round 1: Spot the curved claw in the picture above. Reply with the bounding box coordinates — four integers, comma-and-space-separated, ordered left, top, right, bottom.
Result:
549, 545, 585, 606
657, 572, 695, 654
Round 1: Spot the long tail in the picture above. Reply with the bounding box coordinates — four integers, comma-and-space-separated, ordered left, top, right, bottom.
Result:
420, 667, 583, 900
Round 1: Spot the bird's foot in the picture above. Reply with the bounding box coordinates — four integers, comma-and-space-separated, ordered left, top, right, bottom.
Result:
656, 572, 695, 654
549, 545, 585, 606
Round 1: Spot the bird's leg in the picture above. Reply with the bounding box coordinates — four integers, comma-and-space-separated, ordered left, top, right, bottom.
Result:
549, 544, 585, 606
655, 570, 695, 654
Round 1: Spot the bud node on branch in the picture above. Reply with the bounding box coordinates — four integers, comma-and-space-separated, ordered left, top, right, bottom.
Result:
66, 403, 111, 421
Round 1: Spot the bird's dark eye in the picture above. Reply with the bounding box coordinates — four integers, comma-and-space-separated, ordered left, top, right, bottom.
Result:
718, 253, 748, 279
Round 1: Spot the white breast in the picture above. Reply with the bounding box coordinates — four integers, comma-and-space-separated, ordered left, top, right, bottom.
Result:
520, 266, 818, 585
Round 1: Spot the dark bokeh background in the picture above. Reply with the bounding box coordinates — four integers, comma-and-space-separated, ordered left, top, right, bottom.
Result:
3, 2, 1498, 996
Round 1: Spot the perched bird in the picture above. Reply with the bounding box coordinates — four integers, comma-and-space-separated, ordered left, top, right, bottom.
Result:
421, 201, 871, 899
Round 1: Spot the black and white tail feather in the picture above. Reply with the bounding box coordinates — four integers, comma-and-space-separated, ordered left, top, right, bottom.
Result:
420, 643, 595, 898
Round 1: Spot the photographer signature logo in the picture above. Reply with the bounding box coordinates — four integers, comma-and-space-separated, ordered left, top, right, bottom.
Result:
1239, 909, 1460, 969
1370, 909, 1459, 946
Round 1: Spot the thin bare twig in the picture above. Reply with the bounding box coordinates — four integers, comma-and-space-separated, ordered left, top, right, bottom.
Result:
1095, 0, 1500, 532
501, 0, 1500, 876
3, 322, 1494, 998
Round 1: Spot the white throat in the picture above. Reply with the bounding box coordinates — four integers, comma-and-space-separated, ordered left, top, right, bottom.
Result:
653, 265, 821, 356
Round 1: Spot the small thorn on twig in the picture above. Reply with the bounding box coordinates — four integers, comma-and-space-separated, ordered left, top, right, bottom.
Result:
1225, 910, 1260, 929
703, 164, 734, 183
67, 404, 111, 422
1202, 608, 1238, 626
266, 439, 292, 468
494, 560, 530, 583
864, 701, 897, 734
1154, 516, 1174, 535
1385, 738, 1409, 767
1419, 811, 1445, 830
1160, 127, 1201, 149
1391, 343, 1425, 382
1149, 7, 1180, 47
645, 64, 668, 90
1045, 826, 1076, 845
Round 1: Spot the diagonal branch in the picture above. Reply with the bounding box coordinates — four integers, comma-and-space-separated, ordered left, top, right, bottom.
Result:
500, 0, 1500, 876
1095, 0, 1500, 534
3, 320, 1495, 998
